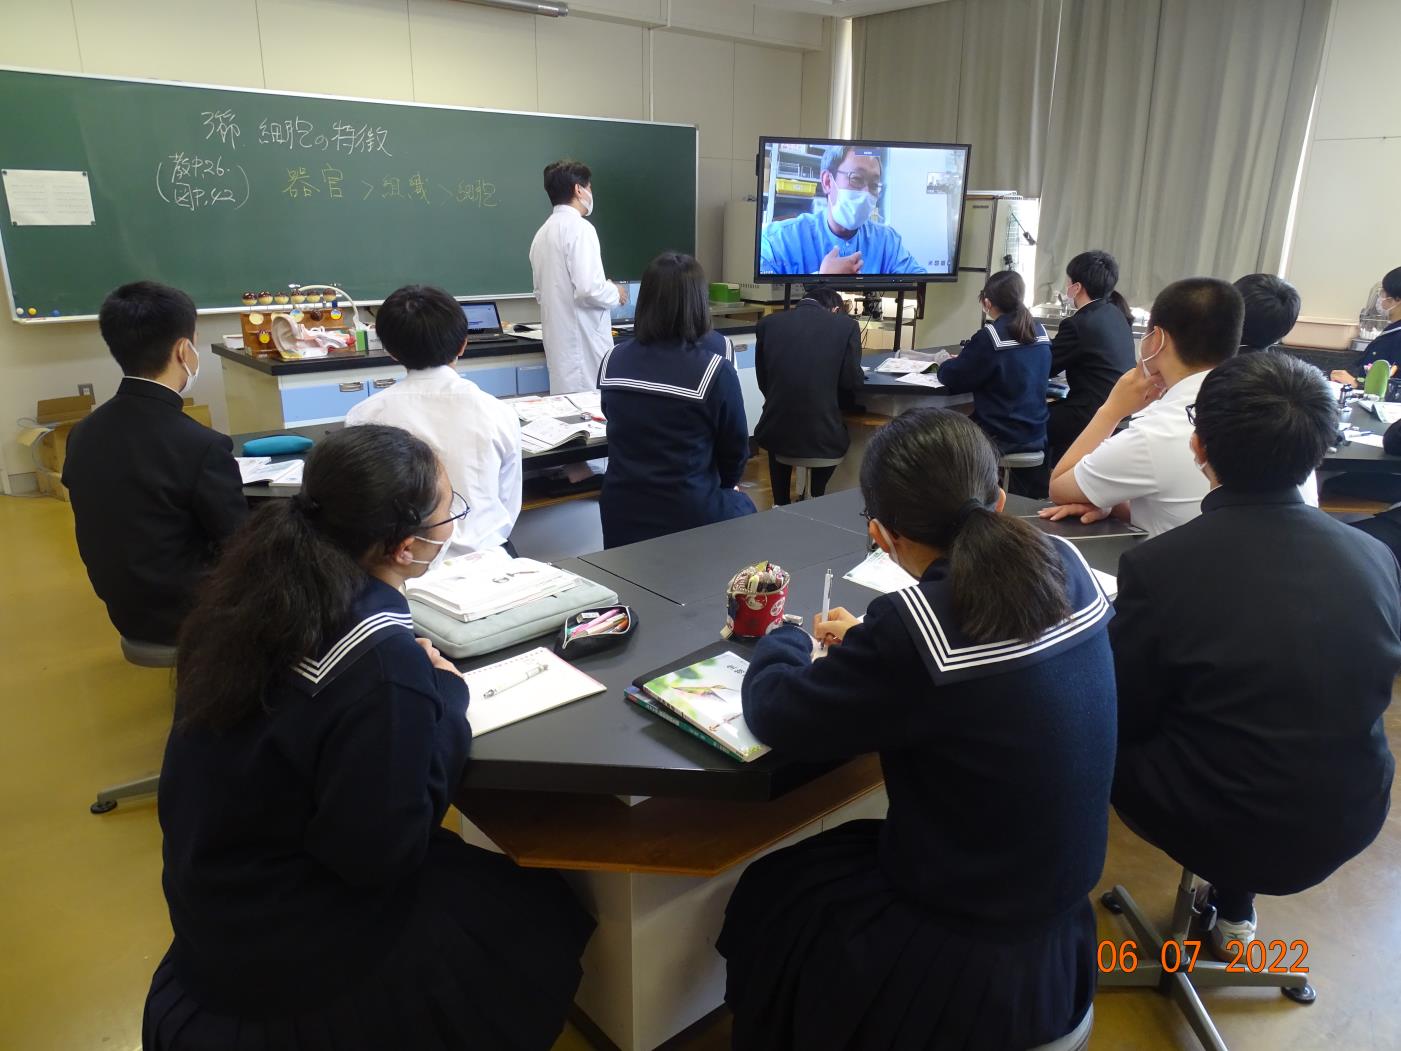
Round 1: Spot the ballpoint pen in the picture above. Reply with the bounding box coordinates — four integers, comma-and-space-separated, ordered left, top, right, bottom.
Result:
482, 662, 548, 698
819, 569, 833, 649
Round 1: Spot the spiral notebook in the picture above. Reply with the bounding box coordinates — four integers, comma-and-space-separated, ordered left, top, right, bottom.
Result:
460, 647, 606, 736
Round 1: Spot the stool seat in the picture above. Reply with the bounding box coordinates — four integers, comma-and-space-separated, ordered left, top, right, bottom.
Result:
1026, 1004, 1093, 1051
998, 451, 1046, 470
774, 454, 843, 469
120, 637, 178, 668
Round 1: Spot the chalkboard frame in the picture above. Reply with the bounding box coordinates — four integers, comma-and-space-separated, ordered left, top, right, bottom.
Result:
0, 65, 699, 323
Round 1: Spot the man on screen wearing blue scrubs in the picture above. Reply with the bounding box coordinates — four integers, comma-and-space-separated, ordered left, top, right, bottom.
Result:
760, 146, 926, 277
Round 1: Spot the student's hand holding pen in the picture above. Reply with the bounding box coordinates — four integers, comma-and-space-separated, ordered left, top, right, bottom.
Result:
814, 607, 860, 648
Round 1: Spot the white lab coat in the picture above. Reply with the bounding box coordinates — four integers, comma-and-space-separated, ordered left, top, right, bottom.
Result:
529, 204, 620, 395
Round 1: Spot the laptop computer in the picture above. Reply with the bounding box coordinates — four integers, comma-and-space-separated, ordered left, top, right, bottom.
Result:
462, 301, 514, 344
611, 281, 641, 329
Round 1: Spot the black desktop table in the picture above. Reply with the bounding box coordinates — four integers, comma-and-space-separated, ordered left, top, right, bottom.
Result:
1323, 405, 1401, 474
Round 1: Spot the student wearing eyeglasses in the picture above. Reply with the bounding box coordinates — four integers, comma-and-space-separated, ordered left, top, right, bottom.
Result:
760, 145, 925, 277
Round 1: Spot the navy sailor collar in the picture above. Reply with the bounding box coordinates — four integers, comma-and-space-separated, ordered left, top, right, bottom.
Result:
888, 535, 1111, 686
599, 338, 726, 402
288, 577, 415, 696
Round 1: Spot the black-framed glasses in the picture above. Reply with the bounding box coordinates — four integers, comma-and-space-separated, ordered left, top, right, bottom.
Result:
859, 507, 874, 524
1185, 404, 1196, 425
423, 490, 469, 530
834, 169, 883, 195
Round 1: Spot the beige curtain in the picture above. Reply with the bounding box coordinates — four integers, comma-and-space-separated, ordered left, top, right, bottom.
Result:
853, 0, 1062, 196
1036, 0, 1331, 304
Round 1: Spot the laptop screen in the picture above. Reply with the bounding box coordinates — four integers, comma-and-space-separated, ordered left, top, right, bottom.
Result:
611, 282, 641, 324
462, 301, 503, 335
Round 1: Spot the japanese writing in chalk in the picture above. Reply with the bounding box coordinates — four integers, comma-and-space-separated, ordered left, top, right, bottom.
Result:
256, 116, 393, 157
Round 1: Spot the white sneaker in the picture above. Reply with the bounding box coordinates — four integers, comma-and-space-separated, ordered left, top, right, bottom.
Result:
1208, 908, 1258, 960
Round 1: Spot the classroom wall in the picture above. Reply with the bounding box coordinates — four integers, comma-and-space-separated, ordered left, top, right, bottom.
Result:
0, 0, 826, 485
1284, 0, 1401, 323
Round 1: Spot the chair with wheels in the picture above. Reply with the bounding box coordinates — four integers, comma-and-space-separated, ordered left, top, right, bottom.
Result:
90, 637, 176, 815
1098, 866, 1314, 1051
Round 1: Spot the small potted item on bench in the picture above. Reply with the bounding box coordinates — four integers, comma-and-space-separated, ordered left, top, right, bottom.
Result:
555, 606, 636, 658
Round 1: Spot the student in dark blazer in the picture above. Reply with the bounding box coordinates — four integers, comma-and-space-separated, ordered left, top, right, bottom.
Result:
753, 284, 863, 504
1047, 251, 1137, 463
1234, 272, 1301, 353
598, 252, 755, 548
61, 282, 247, 645
719, 409, 1116, 1050
143, 426, 593, 1051
1332, 265, 1401, 384
1110, 351, 1400, 957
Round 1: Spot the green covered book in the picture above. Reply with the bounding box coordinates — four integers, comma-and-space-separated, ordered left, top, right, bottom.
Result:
634, 650, 770, 763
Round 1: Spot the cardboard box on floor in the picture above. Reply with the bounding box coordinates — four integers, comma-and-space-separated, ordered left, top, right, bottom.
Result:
16, 392, 213, 501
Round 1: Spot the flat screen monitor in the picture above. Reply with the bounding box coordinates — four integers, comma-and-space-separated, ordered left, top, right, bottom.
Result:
754, 137, 970, 283
611, 281, 641, 323
461, 301, 503, 335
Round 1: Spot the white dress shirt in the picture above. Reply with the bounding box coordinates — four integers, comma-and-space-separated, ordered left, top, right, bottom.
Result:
1074, 369, 1318, 538
344, 365, 522, 553
529, 204, 620, 395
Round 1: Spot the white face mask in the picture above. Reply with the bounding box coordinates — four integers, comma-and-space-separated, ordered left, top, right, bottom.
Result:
579, 187, 594, 217
829, 187, 875, 231
1139, 328, 1164, 379
408, 533, 450, 575
179, 340, 199, 395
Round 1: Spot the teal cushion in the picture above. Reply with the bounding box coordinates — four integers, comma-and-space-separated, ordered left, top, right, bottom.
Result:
242, 435, 315, 456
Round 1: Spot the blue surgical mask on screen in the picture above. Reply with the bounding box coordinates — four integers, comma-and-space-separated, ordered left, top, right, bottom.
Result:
830, 188, 875, 230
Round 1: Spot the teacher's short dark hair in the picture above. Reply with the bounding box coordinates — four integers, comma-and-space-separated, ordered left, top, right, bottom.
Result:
1148, 277, 1243, 368
99, 281, 197, 378
1193, 351, 1336, 490
544, 159, 591, 206
1234, 273, 1301, 351
634, 252, 713, 345
375, 284, 469, 370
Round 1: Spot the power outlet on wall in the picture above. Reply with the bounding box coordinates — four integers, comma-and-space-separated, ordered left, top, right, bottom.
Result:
77, 383, 94, 399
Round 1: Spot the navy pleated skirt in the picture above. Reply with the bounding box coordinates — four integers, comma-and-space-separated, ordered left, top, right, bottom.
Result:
143, 834, 594, 1051
717, 820, 1096, 1051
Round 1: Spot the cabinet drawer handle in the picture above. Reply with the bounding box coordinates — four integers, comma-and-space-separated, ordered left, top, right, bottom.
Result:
372, 378, 396, 389
339, 382, 365, 393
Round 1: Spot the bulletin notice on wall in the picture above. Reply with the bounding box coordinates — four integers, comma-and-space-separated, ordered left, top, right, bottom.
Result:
1, 169, 96, 226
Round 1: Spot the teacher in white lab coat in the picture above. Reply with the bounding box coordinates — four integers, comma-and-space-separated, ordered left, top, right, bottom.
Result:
529, 159, 628, 396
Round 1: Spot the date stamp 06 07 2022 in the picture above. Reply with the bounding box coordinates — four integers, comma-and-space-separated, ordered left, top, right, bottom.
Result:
1097, 938, 1310, 975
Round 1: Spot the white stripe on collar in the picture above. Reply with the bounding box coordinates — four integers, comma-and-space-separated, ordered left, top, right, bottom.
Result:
894, 537, 1109, 673
293, 611, 415, 684
983, 322, 1048, 349
599, 350, 722, 401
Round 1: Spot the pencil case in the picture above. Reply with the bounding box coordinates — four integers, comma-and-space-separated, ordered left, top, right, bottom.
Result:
554, 606, 636, 659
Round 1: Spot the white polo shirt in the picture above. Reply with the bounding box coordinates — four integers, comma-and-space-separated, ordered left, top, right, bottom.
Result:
1073, 369, 1318, 538
344, 365, 522, 553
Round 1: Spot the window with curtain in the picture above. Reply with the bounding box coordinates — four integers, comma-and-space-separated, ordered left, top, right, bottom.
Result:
853, 0, 1331, 307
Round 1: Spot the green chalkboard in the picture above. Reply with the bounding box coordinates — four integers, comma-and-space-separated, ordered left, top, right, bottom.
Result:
0, 67, 696, 318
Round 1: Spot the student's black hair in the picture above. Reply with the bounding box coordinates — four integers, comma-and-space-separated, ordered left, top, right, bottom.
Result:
633, 251, 713, 345
1147, 277, 1243, 368
1066, 250, 1133, 323
803, 284, 845, 311
374, 284, 469, 369
860, 408, 1069, 643
543, 159, 592, 206
1382, 267, 1401, 301
1234, 273, 1301, 350
1193, 351, 1337, 491
982, 270, 1037, 345
97, 281, 198, 378
175, 425, 442, 730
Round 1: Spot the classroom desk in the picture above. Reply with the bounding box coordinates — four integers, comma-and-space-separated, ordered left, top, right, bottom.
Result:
1323, 405, 1401, 474
444, 493, 1142, 1050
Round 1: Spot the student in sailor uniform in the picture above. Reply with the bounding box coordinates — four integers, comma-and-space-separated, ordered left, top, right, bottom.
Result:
143, 425, 593, 1051
936, 270, 1053, 495
597, 252, 756, 548
717, 408, 1117, 1051
1333, 266, 1401, 384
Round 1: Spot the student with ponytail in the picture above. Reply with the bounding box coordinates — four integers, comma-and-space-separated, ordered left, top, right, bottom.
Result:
143, 425, 593, 1051
718, 408, 1116, 1051
936, 269, 1053, 494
